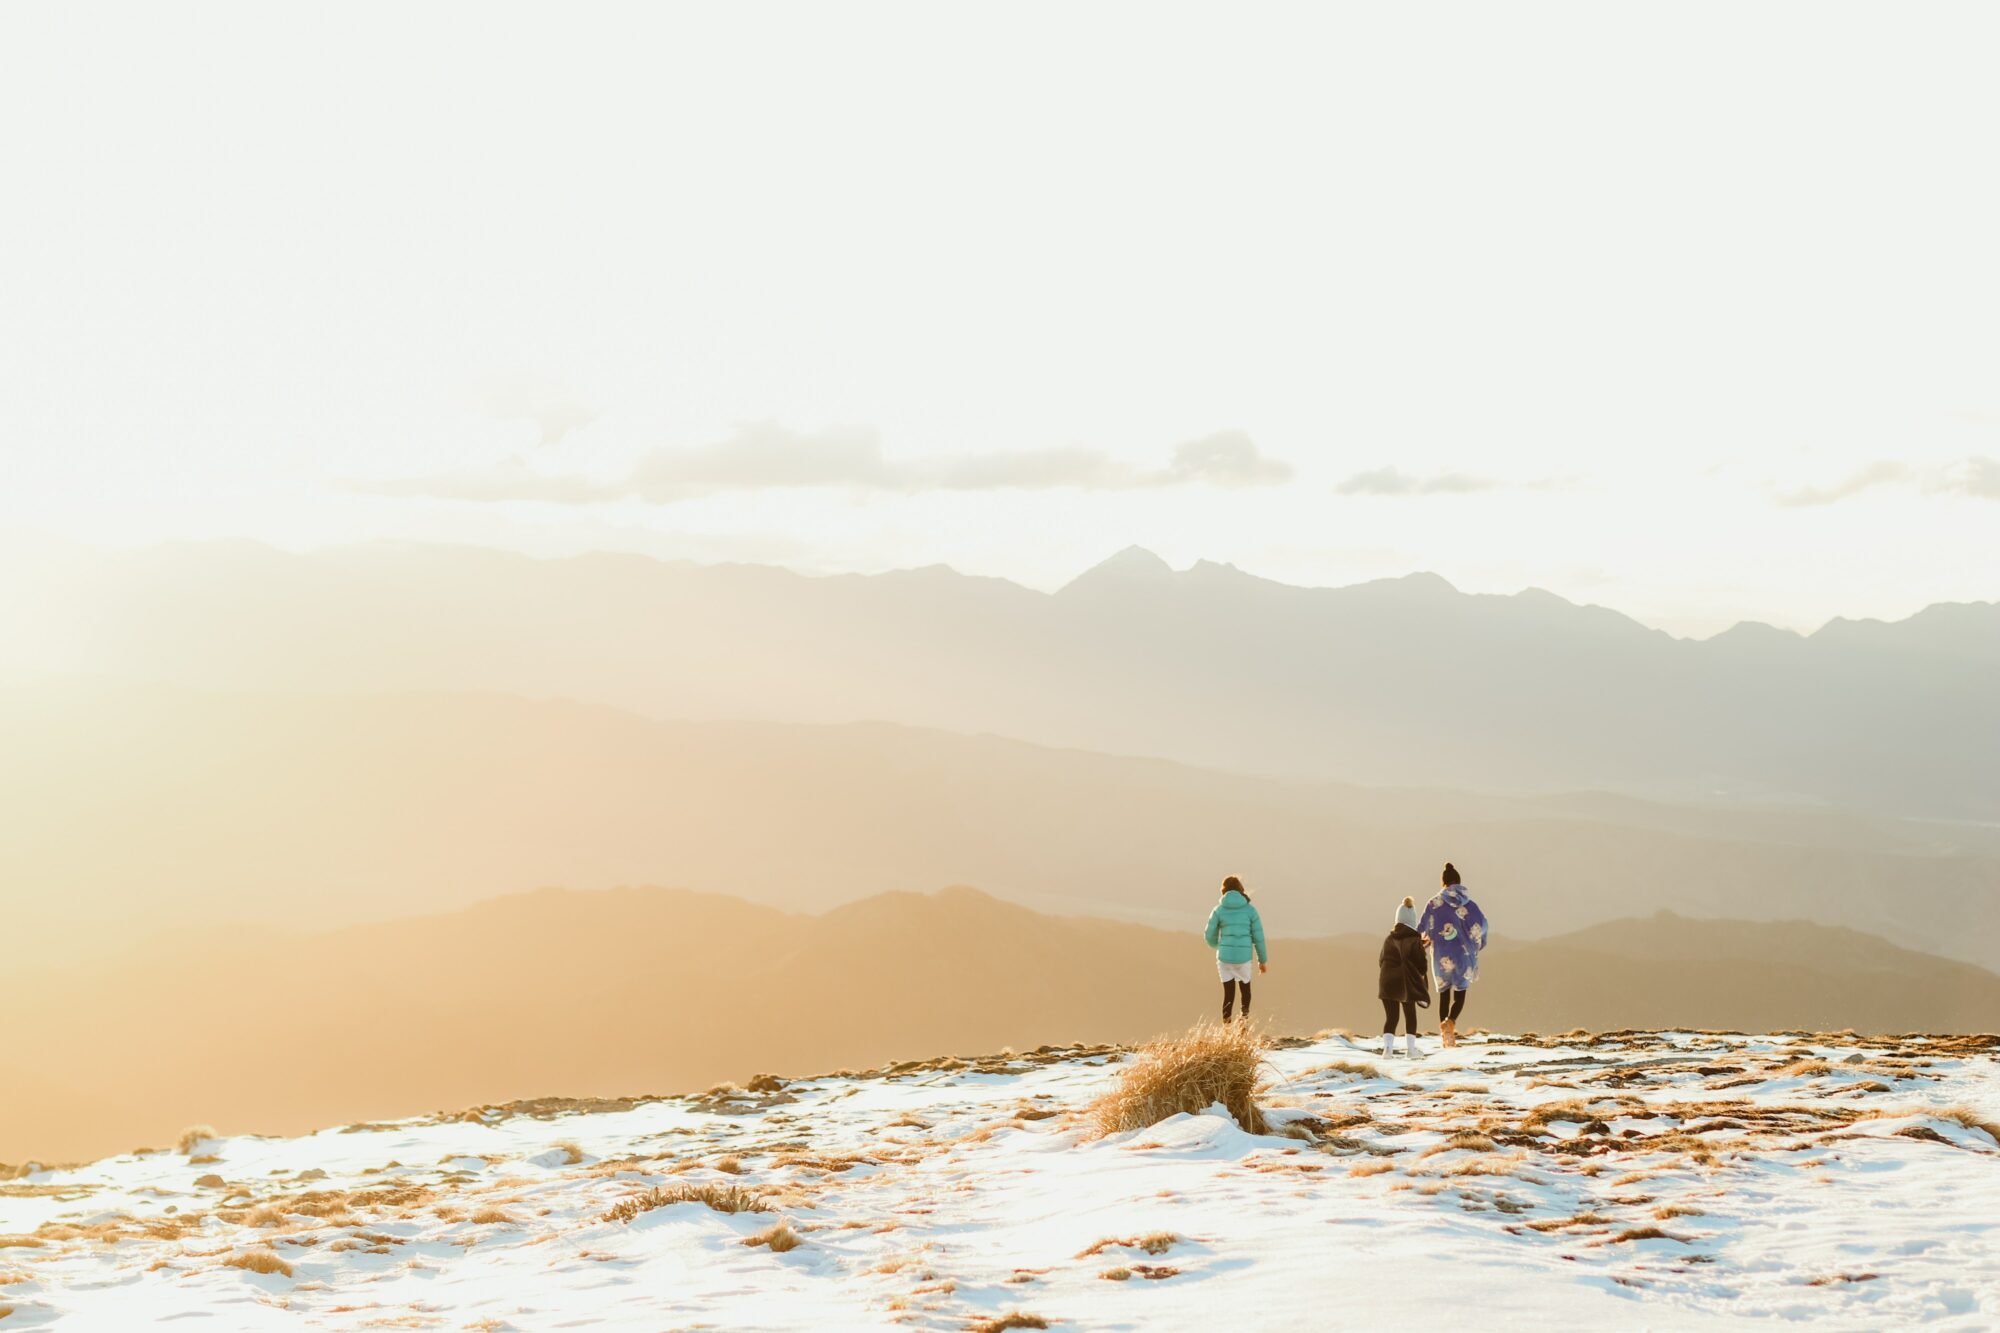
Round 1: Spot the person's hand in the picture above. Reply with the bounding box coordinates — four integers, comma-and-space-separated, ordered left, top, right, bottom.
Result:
1258, 962, 1268, 975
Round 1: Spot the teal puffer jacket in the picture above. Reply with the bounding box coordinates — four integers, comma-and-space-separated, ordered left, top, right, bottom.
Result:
1203, 889, 1267, 965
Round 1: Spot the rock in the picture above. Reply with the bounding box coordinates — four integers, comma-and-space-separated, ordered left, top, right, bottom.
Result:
193, 1173, 226, 1188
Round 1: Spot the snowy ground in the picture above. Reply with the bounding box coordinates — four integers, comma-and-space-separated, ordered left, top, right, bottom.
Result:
4, 1030, 1999, 1330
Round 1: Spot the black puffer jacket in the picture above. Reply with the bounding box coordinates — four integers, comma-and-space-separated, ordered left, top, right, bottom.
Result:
1377, 923, 1431, 1006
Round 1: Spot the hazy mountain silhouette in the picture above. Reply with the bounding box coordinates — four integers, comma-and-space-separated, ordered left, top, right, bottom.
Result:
6, 885, 1995, 1164
7, 681, 1996, 964
16, 540, 1994, 815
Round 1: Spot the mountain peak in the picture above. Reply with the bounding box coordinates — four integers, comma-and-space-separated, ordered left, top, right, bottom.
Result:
1060, 546, 1175, 593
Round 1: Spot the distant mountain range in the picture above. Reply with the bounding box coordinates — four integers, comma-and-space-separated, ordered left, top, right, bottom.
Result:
6, 884, 1994, 1164
6, 681, 1996, 961
14, 540, 1996, 815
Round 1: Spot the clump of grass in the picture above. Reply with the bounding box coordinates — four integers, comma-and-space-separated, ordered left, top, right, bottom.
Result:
1088, 1022, 1268, 1136
743, 1221, 801, 1252
1526, 1211, 1612, 1233
553, 1142, 585, 1165
602, 1182, 768, 1224
1605, 1226, 1683, 1244
971, 1316, 1048, 1332
1309, 1060, 1383, 1080
178, 1126, 218, 1156
222, 1250, 293, 1277
1076, 1231, 1176, 1258
1937, 1105, 2000, 1145
713, 1155, 744, 1175
1655, 1203, 1705, 1219
1420, 1131, 1496, 1157
469, 1208, 513, 1225
1100, 1266, 1132, 1280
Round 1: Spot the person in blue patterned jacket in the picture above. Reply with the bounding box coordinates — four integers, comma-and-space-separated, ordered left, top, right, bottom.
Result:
1419, 862, 1489, 1048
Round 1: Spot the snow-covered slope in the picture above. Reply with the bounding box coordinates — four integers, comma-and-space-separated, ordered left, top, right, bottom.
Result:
4, 1031, 1998, 1330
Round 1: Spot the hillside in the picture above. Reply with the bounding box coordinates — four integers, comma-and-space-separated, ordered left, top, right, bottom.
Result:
5, 681, 1996, 958
3, 1030, 1998, 1329
13, 540, 1997, 815
6, 886, 1997, 1164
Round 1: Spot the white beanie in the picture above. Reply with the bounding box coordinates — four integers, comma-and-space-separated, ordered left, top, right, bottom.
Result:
1394, 896, 1418, 930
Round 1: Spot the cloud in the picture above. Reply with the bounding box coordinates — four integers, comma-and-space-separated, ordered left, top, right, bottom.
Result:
1935, 455, 2000, 499
1334, 466, 1499, 497
1166, 430, 1295, 487
1776, 456, 1999, 506
351, 424, 1294, 503
1775, 460, 1912, 507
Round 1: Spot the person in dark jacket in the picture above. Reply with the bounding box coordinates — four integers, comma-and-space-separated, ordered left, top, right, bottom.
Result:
1377, 895, 1430, 1058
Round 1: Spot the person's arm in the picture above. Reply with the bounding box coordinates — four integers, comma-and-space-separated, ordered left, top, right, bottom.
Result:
1251, 905, 1268, 966
1203, 903, 1222, 950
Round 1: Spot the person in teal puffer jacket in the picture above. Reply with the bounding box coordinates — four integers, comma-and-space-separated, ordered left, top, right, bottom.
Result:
1203, 875, 1268, 1023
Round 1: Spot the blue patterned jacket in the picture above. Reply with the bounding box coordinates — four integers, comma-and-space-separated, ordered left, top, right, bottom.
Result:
1420, 885, 1489, 989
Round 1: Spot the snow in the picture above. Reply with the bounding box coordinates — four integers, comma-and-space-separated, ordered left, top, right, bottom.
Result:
3, 1031, 1997, 1330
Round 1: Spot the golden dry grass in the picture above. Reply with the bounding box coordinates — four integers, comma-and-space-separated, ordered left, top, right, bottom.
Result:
1076, 1231, 1176, 1259
743, 1221, 801, 1253
970, 1316, 1049, 1332
601, 1182, 768, 1224
1937, 1105, 2000, 1144
553, 1142, 585, 1166
469, 1208, 514, 1225
1088, 1023, 1268, 1136
221, 1250, 293, 1277
1307, 1060, 1383, 1080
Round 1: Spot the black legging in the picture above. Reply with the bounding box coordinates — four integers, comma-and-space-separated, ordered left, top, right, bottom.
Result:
1441, 988, 1467, 1022
1380, 999, 1416, 1035
1222, 979, 1252, 1022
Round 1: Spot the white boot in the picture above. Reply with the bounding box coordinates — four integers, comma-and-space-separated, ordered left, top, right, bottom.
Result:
1381, 1032, 1395, 1058
1403, 1032, 1420, 1059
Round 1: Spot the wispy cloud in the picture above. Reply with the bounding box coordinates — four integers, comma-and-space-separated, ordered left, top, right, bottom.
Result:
1333, 466, 1500, 497
1776, 456, 2000, 506
351, 424, 1293, 503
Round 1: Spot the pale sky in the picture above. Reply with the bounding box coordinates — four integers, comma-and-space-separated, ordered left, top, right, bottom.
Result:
3, 1, 1996, 636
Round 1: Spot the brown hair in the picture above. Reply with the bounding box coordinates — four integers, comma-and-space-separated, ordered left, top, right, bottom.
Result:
1441, 862, 1461, 887
1221, 875, 1248, 900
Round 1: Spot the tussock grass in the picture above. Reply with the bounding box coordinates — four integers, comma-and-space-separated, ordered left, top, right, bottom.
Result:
712, 1155, 744, 1175
743, 1221, 801, 1253
1088, 1022, 1268, 1136
222, 1250, 293, 1277
178, 1126, 217, 1156
1605, 1226, 1684, 1244
1655, 1203, 1705, 1219
1938, 1105, 2000, 1144
602, 1182, 768, 1224
1348, 1159, 1396, 1178
1526, 1211, 1612, 1232
1076, 1231, 1176, 1258
1419, 1131, 1496, 1158
970, 1316, 1048, 1332
553, 1142, 585, 1166
1307, 1060, 1384, 1080
469, 1208, 514, 1225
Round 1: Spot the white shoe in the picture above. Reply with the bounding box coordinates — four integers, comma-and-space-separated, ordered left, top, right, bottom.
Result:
1381, 1032, 1395, 1058
1403, 1033, 1420, 1059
